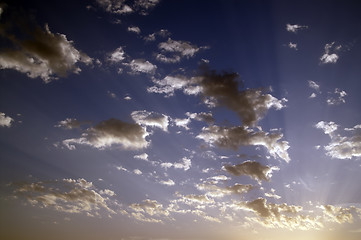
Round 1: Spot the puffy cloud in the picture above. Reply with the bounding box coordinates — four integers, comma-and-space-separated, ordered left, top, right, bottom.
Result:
315, 121, 338, 136
320, 42, 341, 64
96, 0, 160, 15
156, 38, 207, 63
309, 93, 317, 98
161, 157, 191, 171
199, 69, 287, 126
320, 205, 353, 224
55, 118, 90, 129
223, 161, 277, 182
9, 178, 118, 216
62, 118, 149, 150
134, 153, 149, 161
238, 198, 322, 230
147, 75, 202, 97
327, 88, 347, 105
127, 26, 141, 34
0, 112, 13, 127
108, 47, 126, 63
131, 110, 169, 131
196, 182, 253, 198
197, 125, 290, 162
143, 29, 171, 42
129, 199, 169, 223
286, 23, 308, 33
186, 112, 214, 124
316, 122, 361, 159
0, 19, 92, 82
133, 169, 142, 175
175, 193, 214, 205
126, 59, 157, 75
159, 179, 175, 186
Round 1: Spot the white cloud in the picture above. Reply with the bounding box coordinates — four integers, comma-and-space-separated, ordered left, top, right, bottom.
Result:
327, 88, 347, 105
320, 42, 341, 64
131, 110, 169, 131
161, 157, 192, 171
173, 118, 191, 130
309, 93, 317, 98
315, 121, 338, 136
0, 23, 92, 82
108, 47, 126, 63
0, 112, 13, 127
134, 153, 148, 161
96, 0, 160, 15
197, 125, 290, 162
159, 179, 175, 186
127, 26, 141, 34
288, 42, 298, 50
308, 80, 320, 91
143, 29, 171, 42
133, 169, 142, 175
62, 118, 149, 150
286, 23, 308, 33
126, 59, 157, 75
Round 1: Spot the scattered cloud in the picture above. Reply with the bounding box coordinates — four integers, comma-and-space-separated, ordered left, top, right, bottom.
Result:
223, 161, 278, 182
127, 26, 141, 34
0, 16, 92, 82
0, 112, 14, 127
287, 42, 298, 50
143, 29, 171, 42
133, 169, 143, 175
134, 153, 149, 161
129, 199, 169, 223
131, 110, 169, 131
9, 178, 118, 217
161, 157, 191, 171
62, 118, 149, 150
308, 80, 320, 92
108, 47, 126, 63
159, 179, 175, 186
156, 38, 207, 63
327, 88, 347, 105
197, 125, 290, 162
96, 0, 160, 16
320, 42, 341, 64
196, 182, 253, 198
107, 91, 118, 99
286, 23, 308, 33
126, 59, 157, 75
320, 205, 353, 224
316, 122, 361, 159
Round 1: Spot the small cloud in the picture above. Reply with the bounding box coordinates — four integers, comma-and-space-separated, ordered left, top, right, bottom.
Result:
159, 179, 175, 186
327, 88, 347, 105
124, 95, 132, 100
131, 110, 169, 132
0, 112, 14, 127
55, 118, 90, 129
161, 157, 191, 171
144, 29, 171, 42
309, 93, 317, 98
133, 169, 143, 175
107, 91, 118, 99
286, 23, 308, 33
287, 42, 298, 50
126, 59, 157, 75
95, 0, 161, 16
108, 47, 126, 63
314, 121, 338, 136
308, 80, 320, 92
320, 42, 341, 64
134, 153, 148, 161
223, 161, 277, 182
127, 26, 141, 34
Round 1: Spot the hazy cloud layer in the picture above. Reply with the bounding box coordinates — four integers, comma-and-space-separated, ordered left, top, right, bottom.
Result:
62, 118, 149, 150
197, 125, 290, 162
0, 12, 92, 82
10, 178, 117, 217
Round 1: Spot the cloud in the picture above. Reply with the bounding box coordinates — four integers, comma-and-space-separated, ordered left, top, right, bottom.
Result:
223, 161, 277, 182
133, 169, 142, 175
108, 47, 126, 63
196, 182, 253, 198
147, 75, 202, 97
175, 193, 215, 205
0, 112, 14, 127
173, 117, 191, 130
287, 42, 298, 50
126, 59, 157, 75
286, 23, 308, 33
320, 42, 341, 64
186, 112, 214, 124
143, 29, 171, 42
55, 118, 90, 129
327, 88, 347, 105
127, 26, 141, 34
159, 179, 175, 186
308, 80, 320, 92
62, 118, 149, 150
316, 122, 361, 159
129, 199, 169, 223
0, 18, 92, 83
134, 153, 149, 161
315, 121, 338, 136
199, 69, 287, 126
96, 0, 160, 15
131, 110, 169, 131
237, 198, 323, 230
161, 157, 191, 171
197, 125, 290, 162
156, 38, 207, 63
9, 178, 118, 217
320, 205, 353, 224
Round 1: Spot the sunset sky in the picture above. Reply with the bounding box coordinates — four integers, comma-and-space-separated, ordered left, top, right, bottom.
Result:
1, 0, 361, 239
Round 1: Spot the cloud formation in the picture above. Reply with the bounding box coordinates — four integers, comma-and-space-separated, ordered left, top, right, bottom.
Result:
10, 178, 117, 217
320, 42, 341, 64
127, 26, 141, 34
96, 0, 160, 15
108, 47, 126, 63
161, 157, 192, 171
0, 112, 13, 127
286, 23, 308, 33
223, 161, 277, 182
131, 110, 169, 131
62, 118, 149, 150
0, 12, 92, 82
327, 88, 347, 105
126, 59, 157, 75
197, 125, 290, 162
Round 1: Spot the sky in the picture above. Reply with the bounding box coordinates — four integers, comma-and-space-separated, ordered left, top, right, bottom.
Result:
1, 0, 361, 239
